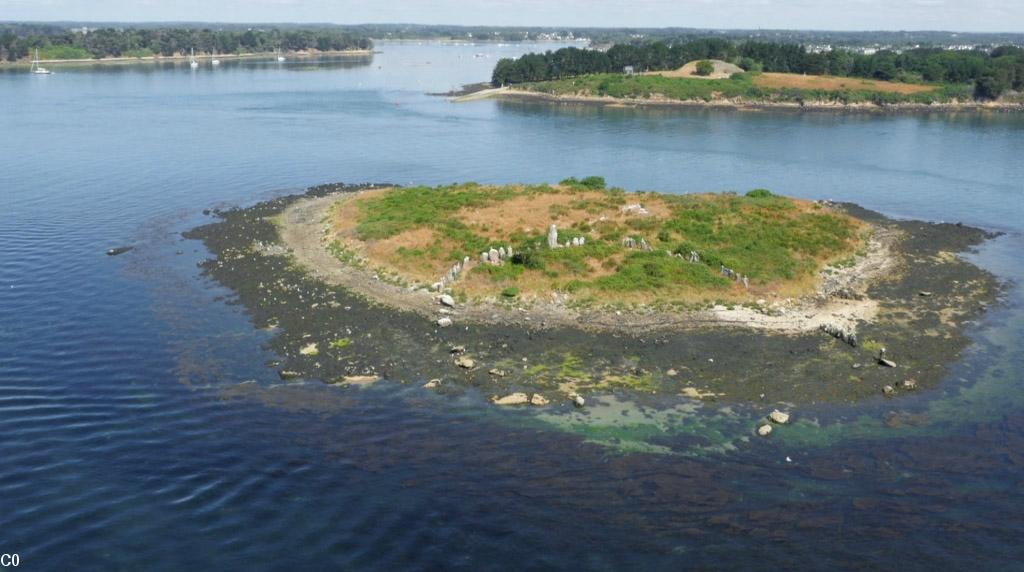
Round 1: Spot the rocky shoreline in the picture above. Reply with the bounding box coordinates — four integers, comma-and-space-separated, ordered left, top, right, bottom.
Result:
456, 86, 1024, 114
184, 183, 1002, 408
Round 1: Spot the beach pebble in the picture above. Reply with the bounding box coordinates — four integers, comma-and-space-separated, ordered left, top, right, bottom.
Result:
902, 379, 917, 390
758, 424, 773, 437
439, 294, 455, 307
878, 358, 897, 368
492, 392, 529, 406
488, 368, 507, 377
530, 394, 550, 406
883, 385, 896, 396
423, 379, 440, 389
666, 368, 678, 377
455, 356, 475, 369
436, 317, 453, 328
769, 410, 790, 424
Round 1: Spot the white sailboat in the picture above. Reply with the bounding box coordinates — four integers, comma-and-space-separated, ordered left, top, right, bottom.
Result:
189, 48, 199, 69
211, 57, 220, 66
30, 49, 52, 75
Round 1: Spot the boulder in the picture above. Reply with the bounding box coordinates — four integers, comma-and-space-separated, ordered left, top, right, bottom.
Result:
488, 248, 500, 264
423, 379, 440, 389
488, 368, 507, 377
769, 410, 790, 424
278, 370, 301, 380
569, 392, 585, 408
530, 394, 550, 406
879, 358, 897, 368
492, 392, 529, 406
455, 356, 476, 369
882, 385, 896, 396
902, 379, 917, 390
436, 317, 453, 328
758, 424, 773, 437
299, 343, 319, 356
439, 294, 456, 307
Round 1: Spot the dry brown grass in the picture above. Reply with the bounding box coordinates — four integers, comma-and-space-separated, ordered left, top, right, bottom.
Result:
753, 72, 936, 94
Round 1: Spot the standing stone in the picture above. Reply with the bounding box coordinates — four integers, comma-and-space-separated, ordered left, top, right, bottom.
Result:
547, 225, 559, 249
498, 246, 507, 259
481, 252, 488, 263
488, 248, 500, 264
506, 245, 513, 257
579, 237, 585, 246
464, 256, 471, 267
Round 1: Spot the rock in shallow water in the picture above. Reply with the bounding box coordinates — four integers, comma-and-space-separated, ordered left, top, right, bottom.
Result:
436, 317, 453, 328
106, 246, 134, 256
530, 394, 549, 406
769, 410, 790, 424
455, 356, 475, 369
439, 294, 455, 307
758, 424, 773, 437
492, 392, 529, 405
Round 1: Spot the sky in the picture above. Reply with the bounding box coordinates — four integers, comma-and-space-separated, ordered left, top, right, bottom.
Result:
1, 0, 1022, 33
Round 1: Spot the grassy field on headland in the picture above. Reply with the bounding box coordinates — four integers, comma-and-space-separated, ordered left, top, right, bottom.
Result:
520, 71, 974, 106
328, 179, 866, 305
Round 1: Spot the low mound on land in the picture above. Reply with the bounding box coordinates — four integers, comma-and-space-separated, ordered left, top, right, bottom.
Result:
325, 179, 868, 307
649, 59, 743, 79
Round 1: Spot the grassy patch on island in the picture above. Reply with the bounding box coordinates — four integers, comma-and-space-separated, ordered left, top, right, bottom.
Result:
328, 180, 867, 304
521, 71, 971, 106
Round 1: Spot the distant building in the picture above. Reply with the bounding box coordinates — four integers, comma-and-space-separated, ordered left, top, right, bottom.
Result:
623, 65, 635, 76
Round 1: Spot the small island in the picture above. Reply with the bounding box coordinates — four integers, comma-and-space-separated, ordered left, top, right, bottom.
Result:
464, 41, 1024, 112
186, 180, 1000, 408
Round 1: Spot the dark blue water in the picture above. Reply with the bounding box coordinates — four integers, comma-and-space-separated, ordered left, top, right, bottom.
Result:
2, 42, 1024, 570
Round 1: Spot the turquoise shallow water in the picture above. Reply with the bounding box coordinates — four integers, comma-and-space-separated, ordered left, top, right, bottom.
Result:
1, 41, 1023, 570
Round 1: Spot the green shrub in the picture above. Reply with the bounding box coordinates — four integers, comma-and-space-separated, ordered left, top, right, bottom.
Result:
501, 287, 520, 298
694, 60, 715, 76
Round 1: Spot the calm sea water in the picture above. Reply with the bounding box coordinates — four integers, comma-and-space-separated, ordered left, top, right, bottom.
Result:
2, 42, 1024, 570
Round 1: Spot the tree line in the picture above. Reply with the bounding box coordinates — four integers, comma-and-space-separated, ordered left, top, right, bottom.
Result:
492, 40, 1024, 100
0, 27, 372, 61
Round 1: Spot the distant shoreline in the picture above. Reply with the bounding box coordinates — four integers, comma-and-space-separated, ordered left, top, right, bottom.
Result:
1, 49, 374, 67
455, 86, 1024, 113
